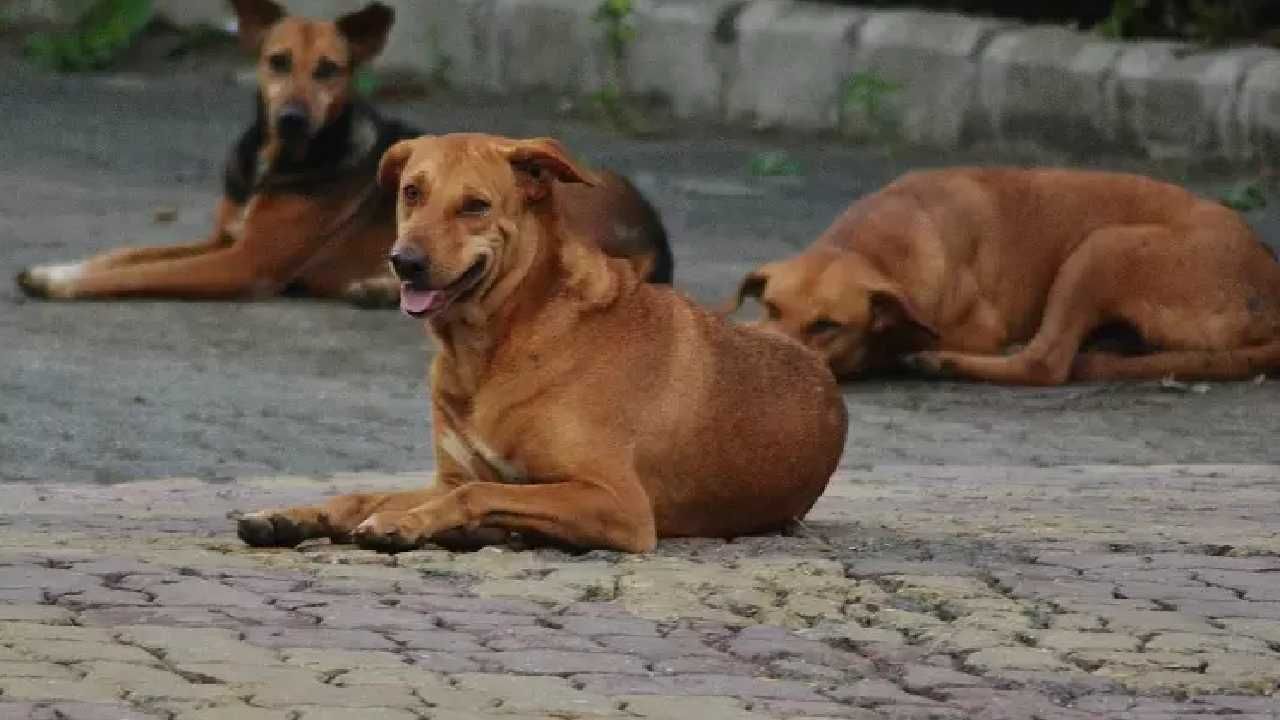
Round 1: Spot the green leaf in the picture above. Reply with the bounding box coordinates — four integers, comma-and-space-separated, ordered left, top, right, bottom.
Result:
748, 151, 803, 178
1220, 181, 1268, 212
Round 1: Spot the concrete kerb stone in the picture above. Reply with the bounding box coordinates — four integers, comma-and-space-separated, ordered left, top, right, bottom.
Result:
852, 10, 1008, 148
1132, 47, 1280, 160
975, 26, 1128, 151
491, 0, 608, 97
624, 0, 740, 120
1240, 57, 1280, 162
723, 0, 865, 132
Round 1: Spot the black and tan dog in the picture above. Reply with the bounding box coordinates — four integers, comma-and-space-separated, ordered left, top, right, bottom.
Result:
16, 0, 672, 303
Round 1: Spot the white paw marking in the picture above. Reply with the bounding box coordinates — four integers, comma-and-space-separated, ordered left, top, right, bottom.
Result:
32, 262, 84, 285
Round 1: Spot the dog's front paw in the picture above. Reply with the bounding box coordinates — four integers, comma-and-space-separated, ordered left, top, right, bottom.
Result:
15, 263, 82, 299
902, 351, 955, 378
237, 511, 309, 548
343, 277, 400, 309
353, 511, 428, 554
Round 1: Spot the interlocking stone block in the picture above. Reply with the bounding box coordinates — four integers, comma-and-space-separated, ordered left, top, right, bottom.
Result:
296, 709, 419, 720
173, 707, 290, 720
250, 681, 420, 708
1033, 630, 1141, 653
0, 678, 124, 703
828, 678, 938, 707
82, 661, 233, 702
451, 673, 621, 716
392, 629, 487, 653
595, 634, 722, 661
375, 0, 499, 90
486, 649, 649, 675
245, 627, 397, 651
116, 626, 280, 666
27, 703, 163, 720
479, 625, 601, 652
175, 663, 322, 687
281, 648, 407, 673
1218, 618, 1280, 644
434, 611, 540, 630
20, 640, 157, 665
332, 666, 453, 694
619, 694, 769, 720
551, 615, 659, 637
963, 647, 1073, 673
1096, 609, 1221, 635
147, 578, 266, 608
654, 654, 758, 676
1145, 631, 1273, 655
570, 672, 826, 701
0, 605, 75, 624
0, 661, 78, 679
899, 664, 988, 693
1240, 57, 1280, 161
724, 0, 862, 131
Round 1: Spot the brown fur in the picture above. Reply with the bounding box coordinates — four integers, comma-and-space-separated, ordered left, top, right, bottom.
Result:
237, 133, 846, 553
15, 0, 670, 303
727, 168, 1280, 385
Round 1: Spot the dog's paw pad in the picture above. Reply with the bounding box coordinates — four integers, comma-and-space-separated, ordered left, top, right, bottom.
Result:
237, 513, 306, 548
353, 520, 422, 555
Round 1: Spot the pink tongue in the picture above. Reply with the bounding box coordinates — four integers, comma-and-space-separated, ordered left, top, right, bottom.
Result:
400, 287, 447, 316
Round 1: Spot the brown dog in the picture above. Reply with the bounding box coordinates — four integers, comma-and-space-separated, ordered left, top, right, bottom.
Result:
15, 0, 672, 304
236, 133, 846, 553
727, 168, 1280, 385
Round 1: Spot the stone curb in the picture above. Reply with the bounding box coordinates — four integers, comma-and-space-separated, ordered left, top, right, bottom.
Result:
15, 0, 1280, 161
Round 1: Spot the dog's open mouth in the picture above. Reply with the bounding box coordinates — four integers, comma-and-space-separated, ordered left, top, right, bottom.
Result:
400, 257, 489, 319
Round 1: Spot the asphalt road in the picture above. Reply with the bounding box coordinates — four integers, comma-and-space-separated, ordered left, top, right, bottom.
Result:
4, 47, 1280, 484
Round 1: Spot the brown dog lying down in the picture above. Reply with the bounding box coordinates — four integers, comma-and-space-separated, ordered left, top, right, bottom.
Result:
15, 0, 672, 305
237, 133, 847, 553
727, 168, 1280, 385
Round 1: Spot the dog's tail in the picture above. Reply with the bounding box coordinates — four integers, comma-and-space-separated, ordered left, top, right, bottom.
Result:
1072, 340, 1280, 382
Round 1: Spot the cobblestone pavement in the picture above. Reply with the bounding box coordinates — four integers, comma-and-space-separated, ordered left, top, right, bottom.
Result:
1, 468, 1277, 719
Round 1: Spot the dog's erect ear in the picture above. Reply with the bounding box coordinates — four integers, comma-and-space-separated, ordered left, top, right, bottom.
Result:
504, 138, 600, 203
337, 2, 395, 66
229, 0, 285, 53
719, 271, 768, 316
869, 288, 939, 339
377, 140, 414, 192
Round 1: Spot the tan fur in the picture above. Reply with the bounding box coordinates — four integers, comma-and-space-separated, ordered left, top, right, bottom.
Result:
728, 168, 1280, 385
237, 133, 846, 553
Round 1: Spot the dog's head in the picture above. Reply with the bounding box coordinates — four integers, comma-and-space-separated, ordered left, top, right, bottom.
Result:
230, 0, 393, 153
377, 133, 600, 321
725, 250, 938, 378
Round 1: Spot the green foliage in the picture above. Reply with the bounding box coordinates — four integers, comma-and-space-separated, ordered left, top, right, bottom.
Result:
1220, 180, 1268, 212
26, 0, 153, 71
354, 68, 380, 98
748, 151, 803, 178
594, 0, 636, 64
840, 71, 901, 141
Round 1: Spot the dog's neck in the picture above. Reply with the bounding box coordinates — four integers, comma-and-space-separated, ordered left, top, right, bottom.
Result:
430, 204, 623, 398
254, 93, 361, 179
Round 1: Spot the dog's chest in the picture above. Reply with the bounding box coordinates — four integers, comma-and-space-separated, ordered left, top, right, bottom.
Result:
438, 420, 528, 485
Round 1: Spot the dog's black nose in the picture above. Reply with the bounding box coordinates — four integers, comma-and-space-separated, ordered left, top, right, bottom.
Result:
275, 103, 310, 138
389, 249, 428, 282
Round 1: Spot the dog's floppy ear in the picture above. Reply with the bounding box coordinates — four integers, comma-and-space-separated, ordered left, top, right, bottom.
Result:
229, 0, 285, 53
336, 2, 395, 66
869, 288, 938, 339
719, 271, 768, 316
377, 140, 414, 192
505, 138, 600, 203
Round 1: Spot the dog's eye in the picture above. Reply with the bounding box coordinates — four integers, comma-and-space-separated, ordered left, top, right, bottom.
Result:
313, 58, 341, 80
267, 52, 291, 73
402, 184, 422, 206
459, 197, 491, 217
806, 318, 842, 335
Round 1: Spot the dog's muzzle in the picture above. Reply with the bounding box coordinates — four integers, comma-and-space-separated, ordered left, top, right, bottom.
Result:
388, 248, 429, 285
275, 102, 311, 141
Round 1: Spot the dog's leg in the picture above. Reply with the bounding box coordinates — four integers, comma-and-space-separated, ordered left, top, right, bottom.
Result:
352, 477, 657, 554
238, 486, 452, 548
17, 201, 241, 298
19, 196, 329, 299
1073, 342, 1280, 382
342, 272, 401, 308
907, 227, 1159, 385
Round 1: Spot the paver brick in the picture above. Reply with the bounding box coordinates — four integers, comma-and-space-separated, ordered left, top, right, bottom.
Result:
0, 678, 124, 703
1033, 630, 1141, 653
390, 629, 487, 652
245, 627, 397, 651
451, 673, 620, 715
250, 681, 421, 708
486, 649, 649, 675
0, 661, 78, 679
281, 648, 408, 672
963, 647, 1073, 673
0, 605, 76, 624
172, 707, 290, 720
1144, 631, 1274, 655
116, 626, 281, 665
479, 625, 601, 652
296, 709, 419, 720
332, 666, 453, 693
619, 694, 769, 720
20, 640, 157, 665
551, 615, 659, 637
570, 673, 826, 701
82, 661, 235, 702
